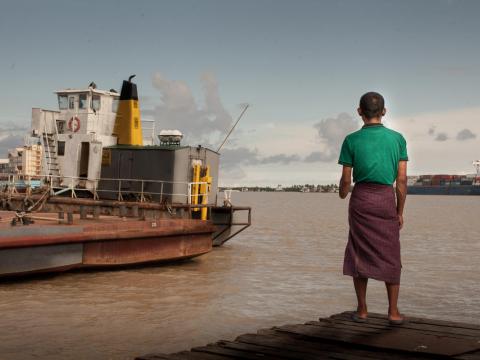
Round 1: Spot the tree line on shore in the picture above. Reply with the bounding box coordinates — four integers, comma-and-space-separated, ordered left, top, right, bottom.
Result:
220, 184, 339, 193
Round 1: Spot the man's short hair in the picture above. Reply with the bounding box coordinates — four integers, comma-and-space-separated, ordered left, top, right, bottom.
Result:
359, 92, 385, 119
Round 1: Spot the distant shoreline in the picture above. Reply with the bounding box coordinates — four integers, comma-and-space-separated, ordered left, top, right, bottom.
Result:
219, 184, 339, 193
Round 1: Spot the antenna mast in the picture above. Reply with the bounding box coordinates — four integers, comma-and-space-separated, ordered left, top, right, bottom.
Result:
216, 104, 249, 153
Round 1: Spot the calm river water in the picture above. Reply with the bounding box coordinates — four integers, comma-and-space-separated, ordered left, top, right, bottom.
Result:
0, 192, 479, 359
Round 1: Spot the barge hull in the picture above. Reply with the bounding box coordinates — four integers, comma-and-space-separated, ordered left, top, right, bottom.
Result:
0, 214, 213, 277
0, 243, 82, 276
83, 233, 211, 266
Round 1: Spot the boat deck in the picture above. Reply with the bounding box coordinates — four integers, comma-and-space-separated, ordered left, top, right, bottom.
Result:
137, 311, 480, 359
0, 210, 214, 249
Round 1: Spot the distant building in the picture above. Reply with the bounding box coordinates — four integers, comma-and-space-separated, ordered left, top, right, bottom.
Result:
7, 144, 43, 176
407, 175, 419, 186
8, 147, 23, 173
0, 158, 9, 173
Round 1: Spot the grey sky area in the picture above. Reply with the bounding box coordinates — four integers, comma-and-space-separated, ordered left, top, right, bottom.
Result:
1, 0, 479, 185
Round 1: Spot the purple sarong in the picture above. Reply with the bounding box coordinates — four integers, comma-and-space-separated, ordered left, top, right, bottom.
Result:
343, 183, 401, 284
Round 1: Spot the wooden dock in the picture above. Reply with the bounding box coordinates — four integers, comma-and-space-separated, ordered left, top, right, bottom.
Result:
137, 311, 480, 360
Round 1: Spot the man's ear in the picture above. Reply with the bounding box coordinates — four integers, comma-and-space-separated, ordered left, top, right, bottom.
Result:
382, 108, 387, 116
357, 108, 363, 117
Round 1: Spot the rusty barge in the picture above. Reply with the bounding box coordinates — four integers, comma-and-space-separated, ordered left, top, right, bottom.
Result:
0, 212, 214, 276
0, 76, 250, 277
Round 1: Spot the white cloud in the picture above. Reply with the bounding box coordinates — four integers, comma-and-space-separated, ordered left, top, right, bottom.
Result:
0, 124, 27, 157
389, 107, 480, 175
309, 113, 360, 161
435, 132, 449, 141
146, 72, 233, 146
457, 128, 476, 141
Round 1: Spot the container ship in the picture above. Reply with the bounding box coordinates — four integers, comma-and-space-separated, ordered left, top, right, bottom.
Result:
0, 76, 250, 277
407, 163, 480, 195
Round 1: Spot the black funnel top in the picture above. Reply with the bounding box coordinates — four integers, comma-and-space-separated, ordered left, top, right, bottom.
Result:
120, 80, 138, 100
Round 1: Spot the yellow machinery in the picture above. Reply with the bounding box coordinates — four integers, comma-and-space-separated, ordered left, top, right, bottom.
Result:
113, 75, 143, 146
199, 166, 212, 220
191, 163, 201, 211
191, 164, 212, 220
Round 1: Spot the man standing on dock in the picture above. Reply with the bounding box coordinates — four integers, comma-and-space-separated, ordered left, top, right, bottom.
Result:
338, 92, 408, 324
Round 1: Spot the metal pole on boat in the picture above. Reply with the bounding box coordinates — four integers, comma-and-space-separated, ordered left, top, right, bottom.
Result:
216, 104, 249, 153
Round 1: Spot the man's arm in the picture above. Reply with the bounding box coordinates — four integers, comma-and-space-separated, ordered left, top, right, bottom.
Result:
339, 165, 352, 199
395, 161, 407, 229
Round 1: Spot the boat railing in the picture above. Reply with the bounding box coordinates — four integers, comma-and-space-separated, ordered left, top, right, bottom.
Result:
0, 173, 209, 204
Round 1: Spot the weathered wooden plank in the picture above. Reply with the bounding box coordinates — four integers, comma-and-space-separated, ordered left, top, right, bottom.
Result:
220, 338, 387, 360
176, 351, 237, 360
317, 319, 391, 331
332, 312, 480, 331
192, 344, 279, 359
455, 351, 480, 360
222, 337, 406, 360
216, 340, 331, 360
328, 313, 480, 339
136, 355, 171, 360
384, 316, 480, 331
236, 332, 430, 360
319, 317, 480, 339
138, 351, 233, 360
297, 321, 383, 336
276, 323, 480, 357
306, 320, 388, 334
391, 317, 480, 332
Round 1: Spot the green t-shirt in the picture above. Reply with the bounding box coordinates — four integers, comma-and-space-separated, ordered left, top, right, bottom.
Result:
338, 124, 408, 185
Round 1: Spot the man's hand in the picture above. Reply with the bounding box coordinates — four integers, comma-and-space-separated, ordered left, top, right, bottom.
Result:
395, 161, 407, 227
339, 165, 352, 199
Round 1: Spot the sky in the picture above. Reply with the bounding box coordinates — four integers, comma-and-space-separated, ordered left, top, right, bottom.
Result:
0, 0, 479, 185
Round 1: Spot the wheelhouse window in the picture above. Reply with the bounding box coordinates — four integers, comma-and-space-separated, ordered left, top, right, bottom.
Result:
57, 141, 65, 156
91, 95, 101, 111
112, 98, 119, 112
56, 120, 66, 134
79, 94, 88, 109
58, 95, 68, 110
68, 96, 75, 109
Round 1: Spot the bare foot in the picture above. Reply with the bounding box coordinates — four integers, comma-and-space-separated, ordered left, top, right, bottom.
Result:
388, 308, 404, 322
356, 306, 368, 319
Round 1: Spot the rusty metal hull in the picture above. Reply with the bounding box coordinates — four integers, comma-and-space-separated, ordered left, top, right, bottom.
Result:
0, 213, 213, 277
0, 243, 83, 277
211, 206, 251, 246
82, 234, 212, 266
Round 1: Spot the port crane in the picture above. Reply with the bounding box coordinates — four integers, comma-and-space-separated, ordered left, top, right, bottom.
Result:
473, 160, 480, 185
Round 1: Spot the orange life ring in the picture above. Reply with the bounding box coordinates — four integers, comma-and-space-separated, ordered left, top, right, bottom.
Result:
68, 116, 81, 132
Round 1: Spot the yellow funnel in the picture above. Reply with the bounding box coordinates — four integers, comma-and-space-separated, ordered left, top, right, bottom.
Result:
113, 75, 143, 145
